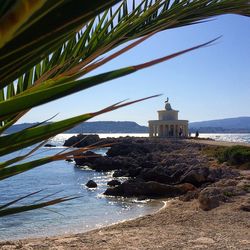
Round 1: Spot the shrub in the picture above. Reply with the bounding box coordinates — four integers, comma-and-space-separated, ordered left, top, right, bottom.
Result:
221, 146, 250, 165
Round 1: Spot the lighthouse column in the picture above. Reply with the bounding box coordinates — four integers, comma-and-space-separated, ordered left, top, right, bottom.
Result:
149, 124, 153, 137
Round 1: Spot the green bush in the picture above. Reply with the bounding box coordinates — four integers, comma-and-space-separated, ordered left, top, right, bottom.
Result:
219, 146, 250, 166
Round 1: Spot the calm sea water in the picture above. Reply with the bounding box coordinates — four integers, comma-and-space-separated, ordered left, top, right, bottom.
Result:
196, 133, 250, 144
0, 132, 249, 240
0, 134, 162, 241
49, 132, 250, 145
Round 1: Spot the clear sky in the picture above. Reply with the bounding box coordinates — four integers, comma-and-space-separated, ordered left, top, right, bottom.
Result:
19, 14, 250, 126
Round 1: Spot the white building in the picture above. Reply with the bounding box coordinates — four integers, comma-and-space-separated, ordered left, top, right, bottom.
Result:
148, 99, 188, 138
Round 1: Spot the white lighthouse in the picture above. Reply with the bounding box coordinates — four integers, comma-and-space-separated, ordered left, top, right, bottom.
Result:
148, 99, 188, 138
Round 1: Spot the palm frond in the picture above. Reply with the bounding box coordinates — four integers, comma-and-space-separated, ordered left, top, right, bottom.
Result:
0, 195, 78, 217
0, 95, 160, 157
0, 0, 249, 216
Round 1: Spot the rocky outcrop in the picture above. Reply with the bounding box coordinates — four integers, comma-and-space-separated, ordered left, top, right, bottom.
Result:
65, 136, 245, 204
104, 180, 196, 198
106, 142, 151, 157
138, 166, 173, 184
179, 166, 210, 186
74, 151, 102, 166
64, 134, 100, 147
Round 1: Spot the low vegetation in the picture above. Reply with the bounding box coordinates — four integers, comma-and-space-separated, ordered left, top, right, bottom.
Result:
203, 145, 250, 170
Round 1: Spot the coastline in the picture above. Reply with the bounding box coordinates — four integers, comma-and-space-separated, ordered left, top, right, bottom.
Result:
0, 198, 163, 242
1, 195, 249, 249
188, 138, 250, 147
1, 139, 249, 249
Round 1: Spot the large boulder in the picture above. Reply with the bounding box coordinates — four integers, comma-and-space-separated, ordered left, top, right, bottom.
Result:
179, 165, 239, 187
64, 134, 100, 147
198, 187, 226, 211
104, 180, 195, 198
180, 166, 210, 187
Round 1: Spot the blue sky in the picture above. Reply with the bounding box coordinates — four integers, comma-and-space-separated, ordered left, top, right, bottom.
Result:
20, 14, 250, 126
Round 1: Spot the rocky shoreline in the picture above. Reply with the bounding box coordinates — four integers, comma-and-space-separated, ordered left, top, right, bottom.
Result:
65, 135, 249, 211
1, 136, 249, 249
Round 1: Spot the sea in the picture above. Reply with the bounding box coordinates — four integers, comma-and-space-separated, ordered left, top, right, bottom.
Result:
0, 133, 249, 240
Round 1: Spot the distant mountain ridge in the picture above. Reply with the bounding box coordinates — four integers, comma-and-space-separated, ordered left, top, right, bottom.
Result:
189, 117, 250, 133
5, 121, 148, 134
66, 121, 148, 133
5, 117, 250, 134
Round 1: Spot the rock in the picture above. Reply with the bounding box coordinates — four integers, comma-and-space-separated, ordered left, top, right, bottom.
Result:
139, 166, 173, 184
74, 151, 102, 166
104, 186, 121, 196
178, 183, 197, 193
64, 134, 100, 147
208, 168, 239, 182
179, 165, 237, 187
80, 155, 139, 172
128, 167, 142, 177
93, 156, 134, 171
113, 169, 129, 177
180, 191, 199, 202
65, 158, 73, 162
44, 143, 56, 147
240, 200, 250, 212
198, 187, 226, 211
107, 180, 121, 187
214, 179, 239, 187
106, 142, 150, 157
86, 180, 97, 188
180, 166, 210, 186
221, 186, 246, 197
104, 180, 195, 198
236, 180, 250, 193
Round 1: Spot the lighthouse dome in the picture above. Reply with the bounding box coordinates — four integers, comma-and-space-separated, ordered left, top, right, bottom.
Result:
165, 102, 172, 111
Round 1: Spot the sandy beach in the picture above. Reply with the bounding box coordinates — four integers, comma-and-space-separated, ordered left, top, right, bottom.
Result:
1, 139, 250, 250
1, 194, 249, 250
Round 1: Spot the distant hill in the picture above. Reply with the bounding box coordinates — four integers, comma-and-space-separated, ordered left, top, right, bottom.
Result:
189, 117, 250, 133
5, 121, 148, 134
5, 117, 250, 134
66, 121, 148, 133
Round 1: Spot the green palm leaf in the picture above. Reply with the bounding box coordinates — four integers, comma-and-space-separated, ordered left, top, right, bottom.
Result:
0, 95, 160, 157
0, 0, 249, 216
0, 196, 78, 217
0, 38, 217, 122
